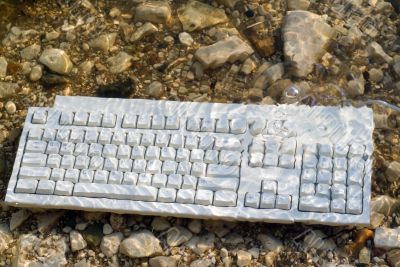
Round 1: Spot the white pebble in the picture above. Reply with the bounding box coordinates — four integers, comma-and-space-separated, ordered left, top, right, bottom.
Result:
5, 101, 16, 114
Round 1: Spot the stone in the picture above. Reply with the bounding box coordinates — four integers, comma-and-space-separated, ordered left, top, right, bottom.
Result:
10, 209, 31, 231
370, 211, 385, 228
5, 101, 16, 114
45, 31, 60, 41
188, 220, 202, 234
257, 234, 283, 252
109, 7, 121, 18
215, 0, 239, 8
120, 230, 163, 258
386, 161, 400, 182
152, 217, 171, 231
347, 75, 365, 97
248, 247, 260, 259
368, 68, 383, 83
135, 1, 172, 24
304, 230, 336, 250
371, 195, 400, 216
147, 81, 164, 98
287, 0, 310, 10
195, 233, 215, 254
13, 234, 67, 267
204, 221, 236, 238
101, 232, 123, 257
0, 223, 12, 253
167, 226, 193, 246
110, 213, 126, 231
194, 36, 253, 69
248, 88, 264, 102
283, 11, 334, 77
20, 44, 41, 60
36, 211, 64, 234
178, 1, 229, 32
374, 227, 400, 249
266, 79, 293, 100
190, 259, 212, 267
89, 33, 117, 52
103, 223, 113, 235
81, 223, 103, 247
79, 60, 94, 75
0, 57, 7, 77
149, 256, 177, 267
224, 233, 244, 245
70, 230, 87, 252
368, 41, 393, 64
107, 52, 133, 74
358, 247, 370, 264
240, 58, 256, 75
30, 65, 43, 81
39, 48, 73, 75
387, 249, 400, 267
253, 63, 285, 90
130, 22, 158, 43
236, 250, 252, 267
179, 32, 194, 46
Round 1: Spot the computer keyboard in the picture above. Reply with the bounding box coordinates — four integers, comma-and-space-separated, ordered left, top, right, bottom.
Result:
5, 96, 374, 225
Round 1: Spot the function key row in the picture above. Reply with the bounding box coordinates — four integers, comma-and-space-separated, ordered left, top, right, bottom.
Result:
186, 117, 247, 134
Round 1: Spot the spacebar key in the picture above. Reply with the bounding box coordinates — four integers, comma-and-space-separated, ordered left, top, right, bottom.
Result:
73, 184, 158, 201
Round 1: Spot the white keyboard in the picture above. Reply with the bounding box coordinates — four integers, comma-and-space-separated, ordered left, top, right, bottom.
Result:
5, 96, 374, 226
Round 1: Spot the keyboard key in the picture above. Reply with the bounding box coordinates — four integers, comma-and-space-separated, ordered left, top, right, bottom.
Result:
317, 170, 332, 184
201, 117, 215, 132
152, 174, 167, 188
158, 188, 176, 202
123, 172, 138, 185
64, 169, 79, 183
89, 156, 104, 170
104, 158, 118, 171
331, 198, 346, 213
94, 170, 109, 183
61, 155, 75, 169
28, 128, 43, 140
147, 160, 162, 174
249, 139, 264, 154
177, 161, 191, 175
185, 136, 198, 149
195, 189, 213, 206
182, 175, 197, 189
214, 190, 237, 207
73, 183, 158, 201
42, 129, 56, 141
276, 195, 291, 210
249, 118, 266, 136
56, 129, 70, 142
160, 147, 176, 161
333, 157, 347, 170
75, 155, 90, 169
137, 115, 151, 129
163, 161, 177, 174
318, 156, 333, 170
301, 169, 316, 183
131, 146, 145, 159
73, 111, 88, 126
303, 154, 318, 169
22, 153, 47, 167
170, 134, 184, 148
155, 134, 170, 147
215, 116, 229, 133
331, 184, 346, 199
332, 170, 346, 184
60, 142, 75, 155
99, 129, 113, 144
108, 171, 123, 184
280, 139, 296, 155
102, 113, 116, 128
15, 179, 38, 193
132, 159, 146, 173
127, 132, 141, 146
47, 154, 61, 168
176, 148, 189, 162
74, 143, 89, 156
187, 118, 201, 131
299, 196, 330, 212
263, 153, 278, 167
19, 166, 51, 180
334, 143, 349, 157
141, 133, 155, 146
204, 150, 219, 164
85, 130, 98, 143
349, 143, 365, 157
190, 149, 204, 163
245, 192, 260, 208
79, 169, 94, 183
176, 189, 195, 204
60, 112, 73, 125
54, 181, 74, 196
279, 154, 295, 169
117, 145, 131, 159
199, 136, 214, 150
112, 132, 126, 145
32, 109, 47, 124
152, 114, 165, 129
191, 162, 206, 176
214, 137, 242, 151
300, 183, 315, 196
26, 140, 47, 153
167, 174, 182, 189
88, 112, 102, 126
315, 184, 330, 198
319, 143, 333, 157
50, 168, 65, 181
207, 164, 239, 178
197, 178, 239, 192
219, 151, 241, 166
262, 180, 277, 194
118, 159, 133, 172
73, 127, 88, 143
166, 115, 179, 130
145, 146, 160, 160
230, 118, 247, 134
122, 114, 137, 128
260, 193, 275, 209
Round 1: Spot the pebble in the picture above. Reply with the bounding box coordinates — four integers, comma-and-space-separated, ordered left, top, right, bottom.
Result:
196, 233, 215, 254
4, 101, 16, 114
39, 48, 73, 75
45, 31, 60, 41
368, 41, 393, 63
0, 57, 7, 77
149, 256, 177, 267
167, 226, 193, 246
0, 223, 12, 254
110, 213, 126, 231
190, 259, 212, 267
120, 230, 163, 258
358, 247, 370, 264
188, 220, 202, 234
135, 1, 172, 24
236, 250, 252, 267
257, 233, 283, 252
20, 44, 41, 60
107, 52, 133, 74
30, 65, 43, 81
36, 211, 64, 234
131, 22, 158, 43
89, 33, 117, 52
70, 230, 87, 252
100, 232, 123, 257
368, 68, 384, 83
387, 249, 400, 267
374, 227, 400, 249
194, 36, 253, 69
10, 209, 30, 231
240, 58, 256, 75
109, 7, 121, 18
304, 230, 336, 250
282, 11, 334, 77
0, 82, 18, 99
386, 161, 400, 182
254, 63, 285, 90
179, 32, 194, 46
223, 233, 244, 245
146, 81, 164, 98
103, 224, 113, 235
287, 0, 310, 10
79, 61, 94, 75
151, 217, 171, 231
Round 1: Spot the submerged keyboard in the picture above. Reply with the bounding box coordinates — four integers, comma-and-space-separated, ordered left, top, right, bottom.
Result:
5, 96, 374, 225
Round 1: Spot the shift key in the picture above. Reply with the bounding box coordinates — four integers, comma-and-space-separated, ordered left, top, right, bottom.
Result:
19, 166, 51, 180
